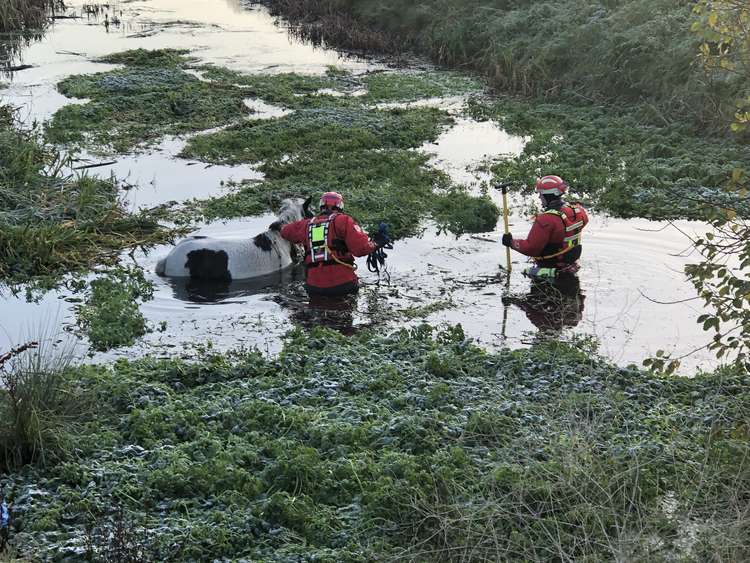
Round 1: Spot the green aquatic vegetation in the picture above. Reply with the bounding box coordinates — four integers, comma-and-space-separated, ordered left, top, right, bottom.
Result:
188, 106, 499, 236
182, 106, 452, 164
5, 326, 750, 560
197, 150, 443, 236
200, 64, 359, 108
75, 267, 154, 351
468, 96, 750, 219
0, 110, 175, 287
47, 50, 370, 154
198, 148, 497, 238
97, 47, 192, 68
398, 298, 455, 320
362, 70, 484, 103
48, 65, 251, 153
47, 48, 498, 235
432, 189, 499, 234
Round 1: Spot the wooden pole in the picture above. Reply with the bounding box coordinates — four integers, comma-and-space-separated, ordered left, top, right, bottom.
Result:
501, 185, 512, 273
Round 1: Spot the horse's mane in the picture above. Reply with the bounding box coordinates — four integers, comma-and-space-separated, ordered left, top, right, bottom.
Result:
276, 198, 305, 224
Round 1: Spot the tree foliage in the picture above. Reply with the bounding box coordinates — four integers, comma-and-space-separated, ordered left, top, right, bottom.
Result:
685, 2, 750, 368
685, 170, 750, 369
693, 1, 750, 133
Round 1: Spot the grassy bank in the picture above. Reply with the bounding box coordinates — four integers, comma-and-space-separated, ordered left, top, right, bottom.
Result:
261, 0, 740, 134
2, 327, 748, 560
0, 105, 176, 289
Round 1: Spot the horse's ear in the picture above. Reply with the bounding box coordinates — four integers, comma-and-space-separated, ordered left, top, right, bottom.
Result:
303, 196, 314, 218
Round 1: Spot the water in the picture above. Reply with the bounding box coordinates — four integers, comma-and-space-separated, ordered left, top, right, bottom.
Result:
0, 0, 717, 373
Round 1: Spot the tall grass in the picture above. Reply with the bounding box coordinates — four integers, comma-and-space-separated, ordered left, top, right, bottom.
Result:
263, 0, 738, 132
0, 335, 85, 470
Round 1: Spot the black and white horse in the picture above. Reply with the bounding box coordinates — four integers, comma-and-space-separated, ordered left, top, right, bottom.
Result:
156, 197, 312, 281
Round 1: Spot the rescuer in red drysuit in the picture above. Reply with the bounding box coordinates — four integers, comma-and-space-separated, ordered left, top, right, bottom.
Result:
501, 175, 589, 279
275, 191, 390, 297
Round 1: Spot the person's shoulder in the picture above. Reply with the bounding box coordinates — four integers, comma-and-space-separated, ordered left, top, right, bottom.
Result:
281, 217, 308, 230
535, 211, 561, 225
334, 213, 357, 226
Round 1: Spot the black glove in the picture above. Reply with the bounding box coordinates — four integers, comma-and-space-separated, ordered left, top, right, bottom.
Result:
501, 233, 513, 247
372, 231, 391, 248
269, 221, 283, 232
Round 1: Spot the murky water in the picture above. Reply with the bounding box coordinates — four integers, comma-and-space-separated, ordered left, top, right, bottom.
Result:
0, 0, 716, 373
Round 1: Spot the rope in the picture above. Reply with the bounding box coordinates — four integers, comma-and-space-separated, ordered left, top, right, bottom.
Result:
366, 223, 393, 284
366, 244, 392, 285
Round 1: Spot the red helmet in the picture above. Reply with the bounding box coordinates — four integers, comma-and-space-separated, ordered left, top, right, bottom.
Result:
535, 175, 568, 197
319, 191, 344, 211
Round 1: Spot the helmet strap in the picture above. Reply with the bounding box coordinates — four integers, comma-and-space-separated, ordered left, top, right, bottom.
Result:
542, 194, 563, 209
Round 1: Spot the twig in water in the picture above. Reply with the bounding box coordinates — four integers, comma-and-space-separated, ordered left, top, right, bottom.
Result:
4, 64, 33, 72
470, 235, 498, 243
73, 161, 117, 170
637, 289, 701, 306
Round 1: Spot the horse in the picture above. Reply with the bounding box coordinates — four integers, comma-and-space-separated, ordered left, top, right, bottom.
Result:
155, 197, 312, 281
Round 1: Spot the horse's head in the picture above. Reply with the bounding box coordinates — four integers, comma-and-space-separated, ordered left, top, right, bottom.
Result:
277, 196, 314, 224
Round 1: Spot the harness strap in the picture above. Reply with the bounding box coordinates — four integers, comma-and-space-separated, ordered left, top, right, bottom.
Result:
307, 213, 356, 270
533, 206, 584, 261
306, 257, 356, 269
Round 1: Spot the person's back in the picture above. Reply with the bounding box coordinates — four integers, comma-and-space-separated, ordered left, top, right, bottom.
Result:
279, 192, 387, 296
502, 175, 588, 277
530, 201, 588, 269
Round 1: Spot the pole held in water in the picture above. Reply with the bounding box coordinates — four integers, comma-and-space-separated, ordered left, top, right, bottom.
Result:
500, 184, 512, 273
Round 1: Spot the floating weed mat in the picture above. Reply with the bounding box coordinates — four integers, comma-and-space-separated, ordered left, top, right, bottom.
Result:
361, 70, 485, 103
0, 108, 177, 288
198, 149, 498, 238
47, 49, 486, 155
5, 326, 750, 560
46, 48, 502, 234
468, 96, 750, 220
198, 64, 363, 109
181, 106, 452, 165
181, 67, 499, 235
75, 266, 155, 352
47, 51, 252, 154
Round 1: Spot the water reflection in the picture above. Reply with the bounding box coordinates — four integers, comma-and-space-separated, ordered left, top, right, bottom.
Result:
502, 274, 585, 335
0, 0, 69, 74
285, 293, 360, 336
165, 265, 305, 303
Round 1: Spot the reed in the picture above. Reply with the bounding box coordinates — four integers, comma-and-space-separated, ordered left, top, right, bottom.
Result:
0, 0, 62, 34
262, 0, 740, 133
0, 335, 84, 470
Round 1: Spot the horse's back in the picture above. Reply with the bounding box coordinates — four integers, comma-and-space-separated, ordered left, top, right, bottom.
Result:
158, 234, 294, 280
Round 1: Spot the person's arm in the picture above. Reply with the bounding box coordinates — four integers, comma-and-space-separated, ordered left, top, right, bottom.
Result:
579, 206, 589, 228
280, 218, 309, 245
511, 219, 553, 257
338, 215, 378, 257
